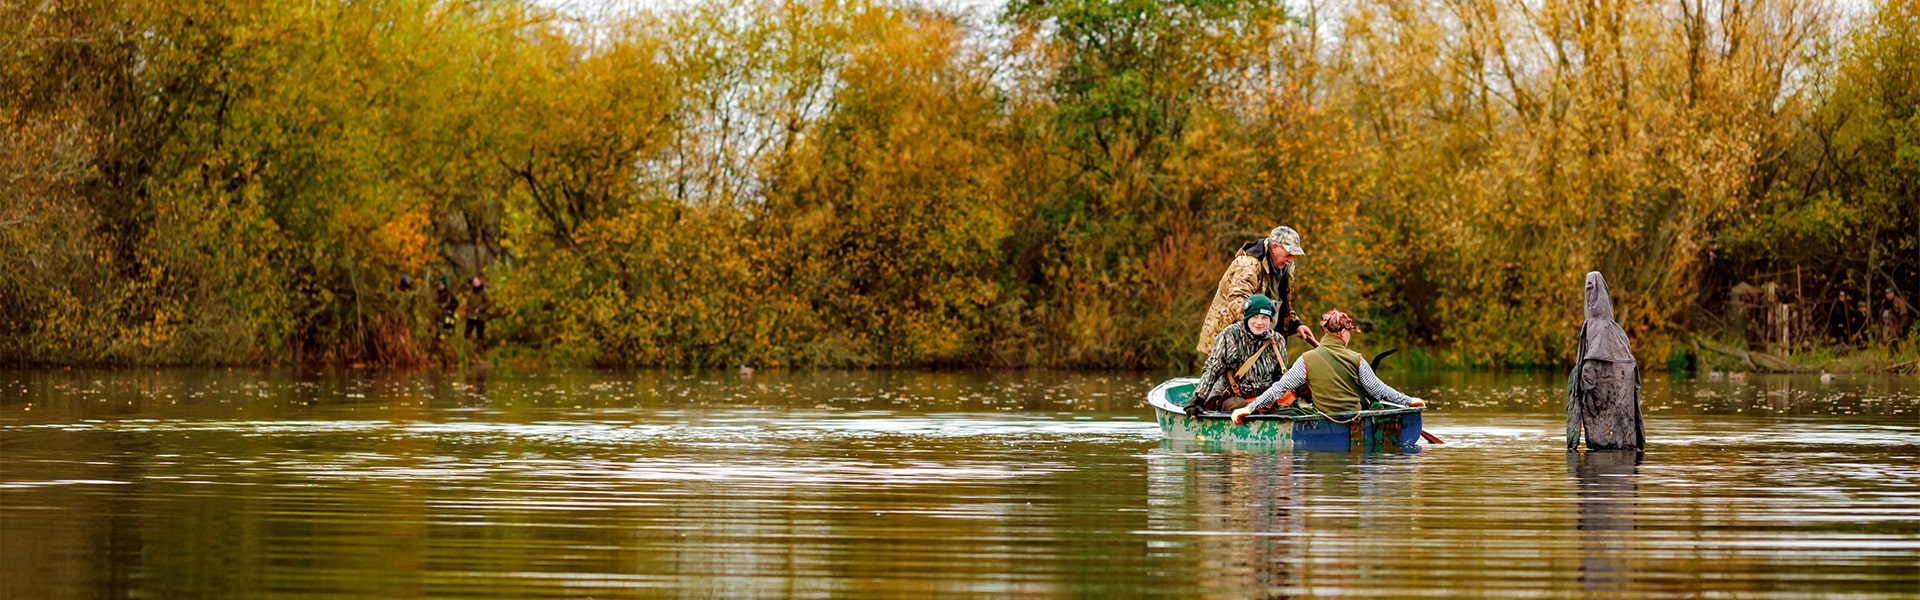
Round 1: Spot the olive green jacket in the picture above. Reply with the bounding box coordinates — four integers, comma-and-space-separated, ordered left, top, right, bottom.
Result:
466, 289, 493, 320
1301, 336, 1366, 413
1246, 336, 1418, 414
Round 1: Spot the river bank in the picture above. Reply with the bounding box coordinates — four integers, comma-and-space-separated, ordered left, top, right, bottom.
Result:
1688, 338, 1919, 375
6, 335, 1913, 377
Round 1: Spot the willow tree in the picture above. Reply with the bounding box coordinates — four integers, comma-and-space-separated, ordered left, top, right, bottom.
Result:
1339, 0, 1831, 365
1003, 0, 1292, 368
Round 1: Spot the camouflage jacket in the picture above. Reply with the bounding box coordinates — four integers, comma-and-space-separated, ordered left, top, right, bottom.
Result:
435, 288, 459, 318
466, 289, 492, 320
1194, 248, 1302, 355
1192, 322, 1286, 403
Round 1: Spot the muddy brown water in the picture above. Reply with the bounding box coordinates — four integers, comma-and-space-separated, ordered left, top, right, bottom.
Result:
3, 368, 1916, 598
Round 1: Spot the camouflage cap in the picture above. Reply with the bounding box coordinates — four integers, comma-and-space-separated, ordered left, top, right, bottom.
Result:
1267, 226, 1306, 256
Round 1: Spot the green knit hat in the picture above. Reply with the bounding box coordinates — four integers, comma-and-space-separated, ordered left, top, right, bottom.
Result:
1243, 294, 1276, 324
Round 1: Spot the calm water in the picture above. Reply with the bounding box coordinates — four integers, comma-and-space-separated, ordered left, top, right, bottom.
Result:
2, 368, 1916, 598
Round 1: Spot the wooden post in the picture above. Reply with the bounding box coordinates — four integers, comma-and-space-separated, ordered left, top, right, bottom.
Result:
1795, 267, 1803, 353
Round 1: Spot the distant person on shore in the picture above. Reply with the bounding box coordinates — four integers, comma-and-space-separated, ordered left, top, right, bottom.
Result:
466, 276, 492, 351
1196, 226, 1315, 365
396, 274, 417, 307
395, 274, 421, 332
434, 278, 458, 338
1825, 291, 1857, 342
1853, 301, 1873, 346
1231, 310, 1422, 423
1880, 288, 1910, 342
1566, 272, 1644, 451
1187, 294, 1287, 416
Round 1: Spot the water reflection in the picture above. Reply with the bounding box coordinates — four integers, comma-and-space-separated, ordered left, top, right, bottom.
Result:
1571, 450, 1643, 598
1146, 444, 1441, 597
3, 368, 1918, 598
1147, 447, 1305, 597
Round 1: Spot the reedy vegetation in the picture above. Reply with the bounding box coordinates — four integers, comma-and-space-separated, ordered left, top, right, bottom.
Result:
2, 0, 1913, 368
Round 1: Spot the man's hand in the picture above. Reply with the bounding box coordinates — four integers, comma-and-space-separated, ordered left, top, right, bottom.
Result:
1407, 397, 1426, 408
1231, 405, 1255, 425
1297, 325, 1318, 347
1184, 401, 1205, 417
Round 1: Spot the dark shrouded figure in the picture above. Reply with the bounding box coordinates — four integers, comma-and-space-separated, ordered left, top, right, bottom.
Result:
1567, 272, 1644, 450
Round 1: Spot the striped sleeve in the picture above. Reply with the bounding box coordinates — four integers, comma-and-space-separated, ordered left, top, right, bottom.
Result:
1357, 361, 1418, 407
1245, 356, 1309, 412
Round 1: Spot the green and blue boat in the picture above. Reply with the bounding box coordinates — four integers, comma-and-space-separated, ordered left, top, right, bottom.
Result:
1149, 377, 1426, 450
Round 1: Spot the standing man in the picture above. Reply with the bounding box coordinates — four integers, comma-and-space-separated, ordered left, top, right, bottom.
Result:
466, 276, 492, 352
434, 278, 459, 338
395, 274, 422, 338
1880, 288, 1911, 342
1195, 226, 1316, 362
429, 277, 459, 363
1825, 291, 1855, 342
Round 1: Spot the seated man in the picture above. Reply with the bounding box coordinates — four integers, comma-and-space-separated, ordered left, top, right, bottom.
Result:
1232, 310, 1423, 423
1186, 294, 1286, 416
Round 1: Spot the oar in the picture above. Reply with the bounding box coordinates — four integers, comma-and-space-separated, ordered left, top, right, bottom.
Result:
1373, 348, 1398, 369
1372, 348, 1445, 445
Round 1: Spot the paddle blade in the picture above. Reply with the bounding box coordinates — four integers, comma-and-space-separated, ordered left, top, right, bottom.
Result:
1373, 348, 1399, 370
1420, 430, 1445, 444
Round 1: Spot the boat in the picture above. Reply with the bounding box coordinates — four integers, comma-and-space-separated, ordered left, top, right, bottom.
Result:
1148, 377, 1425, 450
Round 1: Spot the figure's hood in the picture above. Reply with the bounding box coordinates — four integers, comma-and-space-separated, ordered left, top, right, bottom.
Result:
1579, 272, 1634, 364
1586, 272, 1615, 322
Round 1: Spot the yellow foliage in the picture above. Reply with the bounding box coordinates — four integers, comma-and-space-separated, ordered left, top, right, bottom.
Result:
1, 0, 1907, 369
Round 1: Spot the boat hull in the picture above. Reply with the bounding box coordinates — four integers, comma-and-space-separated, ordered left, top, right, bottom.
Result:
1149, 377, 1423, 450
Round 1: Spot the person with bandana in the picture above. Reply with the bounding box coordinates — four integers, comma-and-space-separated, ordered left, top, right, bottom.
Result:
1232, 309, 1423, 423
1565, 272, 1644, 451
